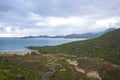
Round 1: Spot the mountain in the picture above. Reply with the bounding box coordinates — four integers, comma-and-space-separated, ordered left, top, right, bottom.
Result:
28, 28, 120, 64
23, 28, 116, 39
64, 28, 116, 38
105, 28, 116, 32
64, 32, 102, 38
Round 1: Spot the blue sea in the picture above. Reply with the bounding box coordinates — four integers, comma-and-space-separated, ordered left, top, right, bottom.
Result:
0, 37, 86, 51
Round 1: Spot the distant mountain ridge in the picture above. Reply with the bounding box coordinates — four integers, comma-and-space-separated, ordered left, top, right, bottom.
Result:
23, 28, 116, 39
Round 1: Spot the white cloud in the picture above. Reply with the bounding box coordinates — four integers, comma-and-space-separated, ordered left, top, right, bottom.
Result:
1, 0, 120, 37
36, 16, 87, 27
1, 12, 120, 37
0, 26, 42, 37
29, 12, 43, 21
4, 26, 12, 33
90, 17, 120, 31
67, 16, 87, 26
0, 23, 4, 27
12, 28, 42, 37
35, 22, 46, 26
46, 17, 68, 27
1, 16, 120, 37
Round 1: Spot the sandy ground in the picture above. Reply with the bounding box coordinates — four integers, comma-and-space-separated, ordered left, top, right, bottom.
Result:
67, 59, 101, 80
0, 50, 39, 56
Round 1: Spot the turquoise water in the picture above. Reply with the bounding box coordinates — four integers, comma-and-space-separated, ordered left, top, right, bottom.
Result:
0, 37, 86, 51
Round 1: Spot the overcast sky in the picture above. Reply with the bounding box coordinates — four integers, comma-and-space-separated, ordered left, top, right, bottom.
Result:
0, 0, 120, 37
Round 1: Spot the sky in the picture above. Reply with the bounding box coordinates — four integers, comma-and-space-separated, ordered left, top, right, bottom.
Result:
0, 0, 120, 37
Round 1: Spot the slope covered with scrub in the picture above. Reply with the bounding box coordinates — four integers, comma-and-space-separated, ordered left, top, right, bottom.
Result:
28, 28, 120, 64
0, 57, 39, 80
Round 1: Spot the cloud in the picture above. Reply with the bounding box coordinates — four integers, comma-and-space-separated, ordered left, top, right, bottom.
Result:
0, 27, 42, 37
90, 17, 120, 31
35, 16, 87, 27
4, 26, 12, 33
0, 15, 120, 37
29, 12, 43, 21
27, 0, 120, 17
0, 0, 120, 37
0, 22, 4, 27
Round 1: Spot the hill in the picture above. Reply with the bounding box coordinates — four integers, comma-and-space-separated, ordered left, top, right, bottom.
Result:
24, 28, 116, 39
64, 28, 116, 38
28, 28, 120, 64
0, 57, 39, 80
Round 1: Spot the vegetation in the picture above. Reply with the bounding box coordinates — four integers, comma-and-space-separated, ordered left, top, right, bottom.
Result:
0, 56, 40, 80
1, 53, 119, 80
0, 28, 120, 80
2, 54, 101, 80
28, 28, 120, 64
101, 69, 120, 80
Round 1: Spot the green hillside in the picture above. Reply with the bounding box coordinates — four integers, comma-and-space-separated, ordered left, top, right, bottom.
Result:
28, 28, 120, 64
0, 57, 39, 80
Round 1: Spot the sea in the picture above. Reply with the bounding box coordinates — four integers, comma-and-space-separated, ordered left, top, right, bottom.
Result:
0, 37, 86, 51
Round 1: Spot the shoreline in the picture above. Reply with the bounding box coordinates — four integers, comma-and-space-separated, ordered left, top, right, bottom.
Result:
0, 49, 27, 52
0, 49, 39, 56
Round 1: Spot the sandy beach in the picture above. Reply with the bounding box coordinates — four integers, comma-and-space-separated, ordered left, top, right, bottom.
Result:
0, 50, 39, 56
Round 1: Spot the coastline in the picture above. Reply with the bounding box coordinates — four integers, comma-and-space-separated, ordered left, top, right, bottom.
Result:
0, 50, 39, 56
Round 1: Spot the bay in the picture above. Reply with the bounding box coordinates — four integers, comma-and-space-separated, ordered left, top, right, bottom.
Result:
0, 37, 86, 51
